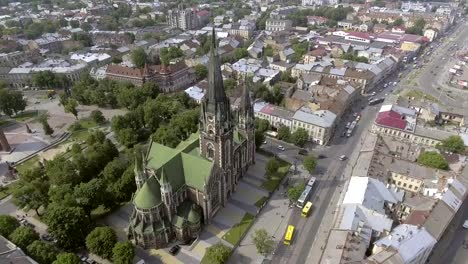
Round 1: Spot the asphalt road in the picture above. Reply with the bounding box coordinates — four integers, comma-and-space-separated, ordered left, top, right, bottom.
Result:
402, 18, 468, 108
268, 81, 398, 264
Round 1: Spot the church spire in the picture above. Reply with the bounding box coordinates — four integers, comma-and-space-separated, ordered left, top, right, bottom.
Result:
206, 28, 228, 108
238, 78, 254, 129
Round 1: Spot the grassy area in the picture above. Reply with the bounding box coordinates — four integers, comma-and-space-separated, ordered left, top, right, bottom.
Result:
222, 213, 255, 246
77, 119, 98, 129
15, 155, 40, 175
91, 205, 112, 220
0, 182, 18, 200
13, 111, 41, 122
0, 119, 12, 127
404, 90, 438, 102
261, 160, 291, 192
254, 196, 268, 208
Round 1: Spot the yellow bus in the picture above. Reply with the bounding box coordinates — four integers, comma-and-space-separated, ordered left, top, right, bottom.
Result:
284, 225, 295, 245
301, 201, 313, 217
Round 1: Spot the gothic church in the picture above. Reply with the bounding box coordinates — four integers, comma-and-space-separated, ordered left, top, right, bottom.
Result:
128, 30, 256, 249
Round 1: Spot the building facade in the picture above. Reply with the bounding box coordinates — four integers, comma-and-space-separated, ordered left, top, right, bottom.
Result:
167, 5, 199, 30
128, 31, 256, 249
265, 19, 292, 32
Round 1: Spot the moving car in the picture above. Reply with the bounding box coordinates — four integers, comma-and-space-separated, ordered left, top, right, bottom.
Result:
339, 155, 347, 161
318, 154, 327, 159
278, 145, 285, 151
463, 220, 468, 229
169, 245, 181, 255
298, 149, 308, 155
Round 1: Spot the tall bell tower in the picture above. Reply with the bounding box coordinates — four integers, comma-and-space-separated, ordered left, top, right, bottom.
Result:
199, 29, 234, 169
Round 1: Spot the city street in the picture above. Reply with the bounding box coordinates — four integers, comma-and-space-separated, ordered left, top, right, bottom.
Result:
400, 18, 468, 108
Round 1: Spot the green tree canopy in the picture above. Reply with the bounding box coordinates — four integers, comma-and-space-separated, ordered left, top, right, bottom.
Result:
90, 110, 106, 124
251, 228, 274, 256
438, 135, 465, 154
303, 155, 317, 174
0, 215, 20, 237
27, 240, 58, 264
0, 88, 27, 116
417, 151, 449, 170
204, 243, 231, 264
131, 47, 147, 68
194, 64, 208, 80
64, 99, 79, 120
287, 182, 305, 202
53, 253, 81, 264
86, 227, 117, 259
255, 119, 270, 133
278, 126, 291, 142
44, 204, 89, 250
112, 241, 135, 264
9, 226, 39, 250
266, 158, 280, 176
291, 128, 309, 147
11, 167, 50, 216
255, 131, 265, 150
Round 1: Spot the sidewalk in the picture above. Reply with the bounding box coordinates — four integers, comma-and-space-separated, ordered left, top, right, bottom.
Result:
228, 154, 309, 264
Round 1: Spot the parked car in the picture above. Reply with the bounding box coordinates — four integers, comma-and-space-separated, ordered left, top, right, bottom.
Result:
278, 145, 285, 151
318, 154, 327, 159
298, 149, 308, 155
463, 220, 468, 229
40, 234, 53, 242
169, 245, 181, 255
339, 155, 347, 161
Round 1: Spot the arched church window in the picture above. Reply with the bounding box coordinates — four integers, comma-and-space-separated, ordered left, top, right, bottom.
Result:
207, 143, 215, 160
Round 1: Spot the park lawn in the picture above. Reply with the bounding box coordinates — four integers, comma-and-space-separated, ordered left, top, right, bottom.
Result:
0, 182, 18, 200
261, 160, 291, 192
91, 205, 112, 220
13, 110, 41, 122
254, 196, 268, 208
222, 213, 255, 246
77, 119, 98, 129
15, 156, 40, 175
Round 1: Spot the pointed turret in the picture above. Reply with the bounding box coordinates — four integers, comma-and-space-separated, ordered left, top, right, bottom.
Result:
238, 78, 254, 129
134, 151, 147, 189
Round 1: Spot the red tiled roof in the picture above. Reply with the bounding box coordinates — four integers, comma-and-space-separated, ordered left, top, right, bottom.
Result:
347, 31, 371, 40
261, 105, 275, 115
404, 210, 430, 226
197, 10, 210, 17
375, 110, 406, 130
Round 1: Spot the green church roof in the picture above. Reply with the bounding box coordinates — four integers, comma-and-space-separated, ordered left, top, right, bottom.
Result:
134, 176, 161, 209
146, 132, 213, 192
177, 200, 202, 224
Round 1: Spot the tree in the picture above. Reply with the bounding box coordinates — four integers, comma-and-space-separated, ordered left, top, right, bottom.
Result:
27, 240, 58, 264
53, 253, 81, 264
45, 156, 80, 186
234, 48, 248, 60
74, 178, 109, 219
417, 151, 449, 170
255, 119, 270, 133
11, 167, 50, 216
278, 126, 291, 142
64, 99, 79, 120
254, 131, 265, 150
291, 128, 309, 147
0, 88, 27, 116
9, 226, 39, 250
266, 158, 280, 176
303, 155, 317, 174
152, 125, 181, 148
438, 135, 465, 154
90, 110, 106, 124
224, 78, 237, 90
393, 17, 404, 27
0, 215, 20, 237
112, 241, 135, 264
44, 204, 89, 250
86, 227, 117, 259
251, 228, 274, 256
204, 243, 231, 264
38, 113, 54, 136
131, 47, 147, 68
287, 182, 305, 201
194, 64, 208, 80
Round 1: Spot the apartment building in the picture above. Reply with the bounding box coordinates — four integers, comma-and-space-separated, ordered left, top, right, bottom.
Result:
265, 19, 293, 32
291, 107, 336, 145
167, 6, 199, 30
371, 104, 456, 147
